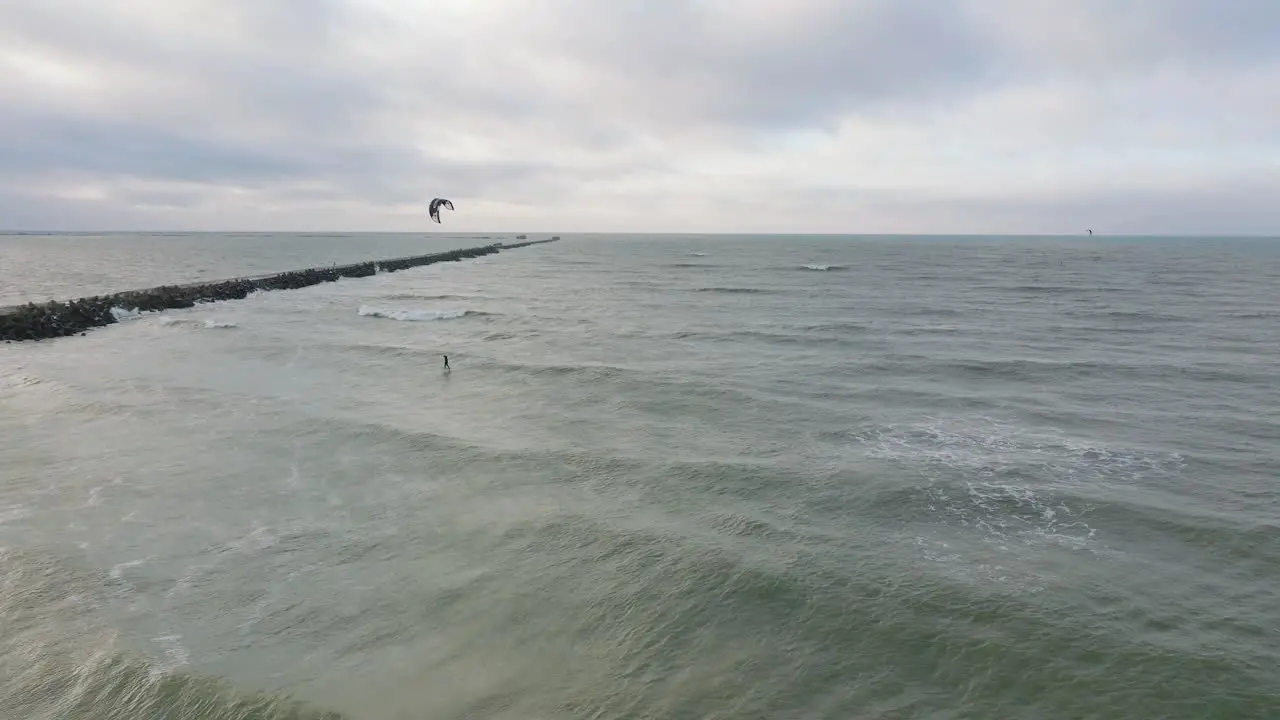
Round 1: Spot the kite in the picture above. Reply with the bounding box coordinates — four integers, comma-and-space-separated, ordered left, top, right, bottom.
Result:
428, 198, 454, 223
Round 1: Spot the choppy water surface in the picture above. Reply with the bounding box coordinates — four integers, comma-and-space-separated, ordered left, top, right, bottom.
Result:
1, 233, 1278, 719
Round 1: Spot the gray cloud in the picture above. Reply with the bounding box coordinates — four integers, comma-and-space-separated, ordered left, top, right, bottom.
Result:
0, 0, 1277, 233
529, 0, 1009, 130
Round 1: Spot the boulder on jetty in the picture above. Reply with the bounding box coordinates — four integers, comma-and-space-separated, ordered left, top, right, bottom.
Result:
1, 238, 558, 343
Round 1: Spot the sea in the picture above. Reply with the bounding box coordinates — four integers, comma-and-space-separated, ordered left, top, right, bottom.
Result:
1, 231, 1277, 719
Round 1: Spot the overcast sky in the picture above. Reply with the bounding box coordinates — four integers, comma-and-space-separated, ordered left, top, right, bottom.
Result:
1, 0, 1277, 234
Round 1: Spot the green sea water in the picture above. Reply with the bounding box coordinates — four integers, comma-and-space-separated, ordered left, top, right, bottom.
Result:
1, 233, 1277, 719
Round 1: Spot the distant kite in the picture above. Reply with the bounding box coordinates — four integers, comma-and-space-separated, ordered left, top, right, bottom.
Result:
429, 198, 454, 224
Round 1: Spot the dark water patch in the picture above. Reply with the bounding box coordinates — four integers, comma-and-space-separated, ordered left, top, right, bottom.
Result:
860, 355, 1247, 387
841, 355, 1148, 385
665, 328, 866, 347
1045, 323, 1164, 335
1064, 309, 1193, 323
325, 342, 436, 361
662, 262, 723, 269
890, 325, 964, 336
798, 321, 873, 334
939, 357, 1128, 382
487, 360, 637, 383
693, 287, 774, 295
356, 306, 494, 323
893, 307, 967, 318
980, 284, 1143, 295
376, 293, 490, 301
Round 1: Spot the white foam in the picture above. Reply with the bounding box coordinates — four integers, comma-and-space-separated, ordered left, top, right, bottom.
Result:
0, 504, 30, 525
109, 306, 147, 322
802, 264, 837, 271
358, 305, 471, 322
109, 557, 148, 581
856, 416, 1184, 568
149, 634, 190, 676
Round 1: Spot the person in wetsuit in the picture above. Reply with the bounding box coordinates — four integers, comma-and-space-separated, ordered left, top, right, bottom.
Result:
443, 354, 450, 370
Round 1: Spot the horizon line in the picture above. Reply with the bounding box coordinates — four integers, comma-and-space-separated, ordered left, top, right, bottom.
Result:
2, 229, 1278, 239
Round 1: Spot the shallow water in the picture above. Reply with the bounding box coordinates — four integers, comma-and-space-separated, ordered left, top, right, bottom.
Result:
1, 233, 1278, 718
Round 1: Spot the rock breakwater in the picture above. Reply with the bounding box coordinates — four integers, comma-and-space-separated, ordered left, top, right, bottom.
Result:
1, 238, 557, 342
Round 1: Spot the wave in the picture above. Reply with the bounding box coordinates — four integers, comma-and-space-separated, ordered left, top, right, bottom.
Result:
0, 547, 346, 720
357, 305, 489, 322
693, 287, 772, 295
1063, 309, 1191, 323
664, 326, 868, 347
800, 321, 872, 333
978, 285, 1141, 295
493, 497, 1273, 717
104, 307, 236, 329
377, 293, 491, 302
109, 306, 149, 322
800, 264, 846, 271
492, 360, 634, 382
848, 416, 1187, 553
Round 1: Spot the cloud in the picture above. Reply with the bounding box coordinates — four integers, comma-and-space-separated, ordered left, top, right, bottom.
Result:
0, 0, 1276, 233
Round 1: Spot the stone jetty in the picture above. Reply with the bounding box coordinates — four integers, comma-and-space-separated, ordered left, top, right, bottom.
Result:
0, 237, 558, 342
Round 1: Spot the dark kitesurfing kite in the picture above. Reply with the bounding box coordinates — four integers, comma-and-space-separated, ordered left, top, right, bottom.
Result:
428, 198, 454, 223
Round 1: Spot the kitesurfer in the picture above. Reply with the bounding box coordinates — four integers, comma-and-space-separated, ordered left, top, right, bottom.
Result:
443, 354, 450, 370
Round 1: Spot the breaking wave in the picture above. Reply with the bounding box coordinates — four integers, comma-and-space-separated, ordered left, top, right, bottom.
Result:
109, 306, 148, 322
